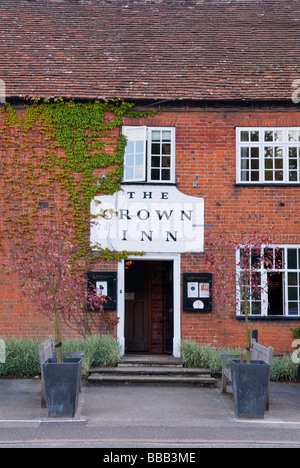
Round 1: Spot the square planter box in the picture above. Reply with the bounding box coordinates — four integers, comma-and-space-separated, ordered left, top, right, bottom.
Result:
43, 357, 82, 417
230, 360, 271, 419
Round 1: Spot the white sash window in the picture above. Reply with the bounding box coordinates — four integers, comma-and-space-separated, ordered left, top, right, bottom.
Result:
236, 127, 300, 184
236, 245, 300, 317
122, 126, 175, 183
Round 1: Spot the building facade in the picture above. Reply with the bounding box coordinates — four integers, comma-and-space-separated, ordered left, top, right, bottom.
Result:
0, 0, 300, 356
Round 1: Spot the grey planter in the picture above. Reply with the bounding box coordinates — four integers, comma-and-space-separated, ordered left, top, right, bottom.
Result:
230, 360, 271, 419
42, 357, 82, 417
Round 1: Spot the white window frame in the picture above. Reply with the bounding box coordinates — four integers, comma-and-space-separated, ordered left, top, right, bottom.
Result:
236, 245, 300, 317
122, 126, 176, 183
236, 127, 300, 184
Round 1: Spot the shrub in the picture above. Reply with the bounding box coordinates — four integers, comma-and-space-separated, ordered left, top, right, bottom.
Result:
181, 340, 299, 382
0, 335, 121, 378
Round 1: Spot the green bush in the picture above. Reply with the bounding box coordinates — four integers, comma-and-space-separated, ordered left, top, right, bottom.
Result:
0, 335, 122, 378
181, 340, 299, 382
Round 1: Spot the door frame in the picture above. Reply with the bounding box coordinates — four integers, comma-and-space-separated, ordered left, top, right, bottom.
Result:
117, 253, 181, 357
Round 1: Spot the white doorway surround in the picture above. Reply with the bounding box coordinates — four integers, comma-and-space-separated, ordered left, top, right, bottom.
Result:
117, 253, 181, 357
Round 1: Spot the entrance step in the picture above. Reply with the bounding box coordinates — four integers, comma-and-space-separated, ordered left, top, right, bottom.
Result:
88, 355, 217, 387
118, 354, 184, 367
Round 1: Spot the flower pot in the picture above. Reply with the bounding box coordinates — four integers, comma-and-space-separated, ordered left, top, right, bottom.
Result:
297, 365, 300, 383
42, 357, 82, 417
230, 359, 271, 419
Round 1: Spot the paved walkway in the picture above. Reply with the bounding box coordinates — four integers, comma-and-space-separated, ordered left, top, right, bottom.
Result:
0, 378, 299, 447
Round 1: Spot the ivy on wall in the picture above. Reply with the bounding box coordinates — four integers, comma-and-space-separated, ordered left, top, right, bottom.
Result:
0, 99, 156, 261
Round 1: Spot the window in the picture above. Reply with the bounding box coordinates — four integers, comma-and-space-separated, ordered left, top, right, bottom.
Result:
122, 126, 175, 183
236, 127, 300, 184
236, 246, 300, 317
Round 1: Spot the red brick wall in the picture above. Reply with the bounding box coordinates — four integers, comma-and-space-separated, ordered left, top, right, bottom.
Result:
122, 105, 300, 355
1, 104, 300, 354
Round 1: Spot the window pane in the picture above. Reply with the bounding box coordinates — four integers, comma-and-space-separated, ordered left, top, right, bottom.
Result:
288, 272, 298, 285
288, 249, 298, 269
151, 156, 160, 168
162, 143, 171, 155
125, 167, 134, 180
136, 153, 144, 167
151, 169, 160, 180
162, 169, 170, 181
135, 166, 144, 179
241, 131, 249, 142
136, 141, 144, 153
250, 171, 259, 181
241, 158, 249, 170
251, 147, 259, 158
289, 130, 298, 142
288, 303, 299, 315
241, 147, 249, 158
162, 155, 171, 168
126, 154, 134, 167
151, 143, 160, 155
162, 130, 171, 141
288, 287, 298, 301
151, 131, 161, 141
265, 131, 273, 142
126, 141, 134, 153
265, 170, 273, 181
241, 171, 249, 181
274, 130, 284, 142
250, 131, 259, 142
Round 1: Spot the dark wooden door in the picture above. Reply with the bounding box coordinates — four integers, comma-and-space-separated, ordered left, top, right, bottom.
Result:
162, 262, 174, 354
125, 261, 149, 352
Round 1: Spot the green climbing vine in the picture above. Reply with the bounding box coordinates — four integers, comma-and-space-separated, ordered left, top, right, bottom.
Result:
0, 99, 157, 261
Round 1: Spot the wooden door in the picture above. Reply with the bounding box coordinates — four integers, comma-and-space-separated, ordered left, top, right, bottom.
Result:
162, 262, 174, 354
125, 261, 149, 352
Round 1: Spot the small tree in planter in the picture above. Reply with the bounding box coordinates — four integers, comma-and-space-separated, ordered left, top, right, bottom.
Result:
0, 223, 114, 416
205, 228, 281, 418
205, 228, 281, 360
1, 223, 111, 360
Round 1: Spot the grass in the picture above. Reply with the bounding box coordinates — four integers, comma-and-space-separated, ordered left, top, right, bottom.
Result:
0, 337, 298, 382
0, 335, 122, 378
181, 340, 299, 383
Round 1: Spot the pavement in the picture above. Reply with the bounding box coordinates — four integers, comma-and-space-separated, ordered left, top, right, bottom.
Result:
0, 378, 300, 448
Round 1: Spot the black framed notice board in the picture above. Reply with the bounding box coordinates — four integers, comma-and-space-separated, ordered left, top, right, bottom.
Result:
87, 271, 117, 310
183, 273, 212, 312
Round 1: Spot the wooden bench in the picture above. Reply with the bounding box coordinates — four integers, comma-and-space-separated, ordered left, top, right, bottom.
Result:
39, 336, 85, 408
220, 339, 274, 410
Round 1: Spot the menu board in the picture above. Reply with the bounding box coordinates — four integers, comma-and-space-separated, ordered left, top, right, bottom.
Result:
183, 273, 212, 312
87, 271, 117, 310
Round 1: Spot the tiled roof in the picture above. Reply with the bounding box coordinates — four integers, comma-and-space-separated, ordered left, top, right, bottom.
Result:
0, 0, 300, 102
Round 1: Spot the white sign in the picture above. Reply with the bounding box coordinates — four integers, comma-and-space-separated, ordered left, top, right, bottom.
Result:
90, 185, 204, 253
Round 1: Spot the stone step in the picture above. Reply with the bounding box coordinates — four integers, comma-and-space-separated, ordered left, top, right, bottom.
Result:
88, 359, 217, 387
118, 355, 184, 367
89, 366, 212, 377
87, 373, 217, 387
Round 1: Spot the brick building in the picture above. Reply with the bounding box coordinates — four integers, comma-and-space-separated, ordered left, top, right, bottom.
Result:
0, 0, 300, 355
